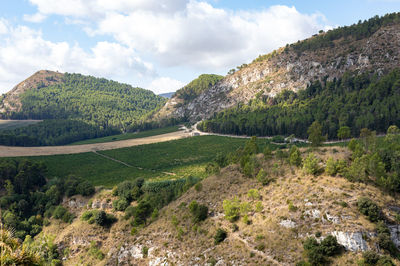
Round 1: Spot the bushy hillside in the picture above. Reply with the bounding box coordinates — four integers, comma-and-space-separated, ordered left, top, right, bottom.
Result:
5, 126, 396, 265
154, 13, 400, 132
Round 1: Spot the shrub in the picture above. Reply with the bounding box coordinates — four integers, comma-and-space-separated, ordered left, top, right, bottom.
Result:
247, 189, 260, 200
377, 255, 395, 265
188, 200, 208, 223
81, 210, 116, 227
325, 157, 337, 176
223, 197, 240, 222
142, 246, 149, 258
303, 153, 320, 175
61, 212, 75, 223
376, 221, 398, 256
362, 250, 380, 265
263, 146, 272, 158
124, 206, 136, 220
303, 236, 342, 265
132, 200, 152, 226
214, 228, 227, 244
256, 169, 270, 185
320, 235, 342, 256
243, 162, 255, 178
255, 243, 265, 251
52, 206, 67, 219
242, 214, 251, 225
113, 181, 137, 202
194, 182, 203, 192
255, 202, 263, 212
289, 146, 302, 166
113, 198, 129, 211
76, 181, 95, 196
94, 210, 107, 226
130, 227, 138, 235
151, 208, 159, 221
288, 202, 298, 212
357, 197, 382, 222
88, 241, 104, 260
52, 206, 74, 223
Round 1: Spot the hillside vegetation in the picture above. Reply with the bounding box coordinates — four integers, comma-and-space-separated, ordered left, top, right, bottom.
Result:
153, 12, 400, 133
199, 69, 400, 139
2, 72, 165, 129
0, 71, 166, 146
4, 125, 399, 265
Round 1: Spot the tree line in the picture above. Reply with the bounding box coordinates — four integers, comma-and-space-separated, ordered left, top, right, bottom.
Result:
0, 119, 120, 146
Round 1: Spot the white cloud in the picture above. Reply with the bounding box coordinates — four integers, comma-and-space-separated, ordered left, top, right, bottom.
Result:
23, 12, 47, 23
13, 1, 331, 94
0, 21, 155, 93
0, 19, 8, 35
94, 3, 326, 70
147, 77, 185, 94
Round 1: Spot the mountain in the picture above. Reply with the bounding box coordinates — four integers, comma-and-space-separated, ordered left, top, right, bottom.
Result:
0, 70, 166, 130
154, 13, 400, 136
158, 92, 175, 99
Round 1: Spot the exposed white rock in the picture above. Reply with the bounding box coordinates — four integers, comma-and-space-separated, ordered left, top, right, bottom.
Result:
331, 231, 367, 251
279, 219, 296, 228
304, 209, 320, 219
325, 213, 340, 224
388, 225, 400, 248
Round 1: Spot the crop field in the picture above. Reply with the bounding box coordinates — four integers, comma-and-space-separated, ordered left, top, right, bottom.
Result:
0, 119, 42, 130
23, 135, 271, 187
69, 125, 180, 145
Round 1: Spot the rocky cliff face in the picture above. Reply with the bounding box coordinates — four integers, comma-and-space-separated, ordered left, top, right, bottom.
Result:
156, 24, 400, 122
0, 70, 63, 114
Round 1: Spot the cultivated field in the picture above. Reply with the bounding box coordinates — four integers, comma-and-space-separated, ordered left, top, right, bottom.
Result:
22, 136, 270, 186
69, 125, 180, 145
0, 130, 189, 157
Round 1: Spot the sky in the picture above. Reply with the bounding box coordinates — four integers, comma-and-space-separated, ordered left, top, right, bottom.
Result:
0, 1, 399, 94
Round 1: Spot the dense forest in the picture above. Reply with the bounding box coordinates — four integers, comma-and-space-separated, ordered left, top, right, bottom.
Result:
0, 159, 94, 239
4, 73, 166, 131
198, 69, 400, 139
0, 119, 119, 146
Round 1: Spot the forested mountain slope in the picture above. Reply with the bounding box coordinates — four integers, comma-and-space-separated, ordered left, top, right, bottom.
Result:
0, 70, 166, 130
154, 13, 400, 130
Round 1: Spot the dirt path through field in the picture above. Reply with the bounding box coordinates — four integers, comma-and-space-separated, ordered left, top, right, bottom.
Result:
0, 130, 190, 157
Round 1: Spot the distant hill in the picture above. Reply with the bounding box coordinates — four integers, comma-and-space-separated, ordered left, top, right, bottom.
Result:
0, 71, 166, 146
158, 92, 175, 99
154, 13, 400, 138
0, 70, 166, 130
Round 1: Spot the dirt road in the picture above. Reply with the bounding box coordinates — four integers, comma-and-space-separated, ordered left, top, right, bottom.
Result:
0, 130, 190, 157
